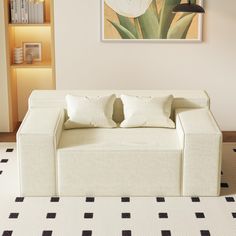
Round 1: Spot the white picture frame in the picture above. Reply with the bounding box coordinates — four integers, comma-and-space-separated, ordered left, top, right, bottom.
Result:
102, 0, 203, 42
23, 42, 42, 62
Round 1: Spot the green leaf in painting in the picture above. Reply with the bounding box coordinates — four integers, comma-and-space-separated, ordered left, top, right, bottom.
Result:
158, 0, 181, 39
138, 0, 159, 39
117, 14, 138, 38
107, 20, 137, 39
167, 13, 196, 39
151, 0, 159, 22
134, 18, 143, 39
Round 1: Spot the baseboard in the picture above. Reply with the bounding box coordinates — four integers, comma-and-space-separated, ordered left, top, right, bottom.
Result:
222, 131, 236, 142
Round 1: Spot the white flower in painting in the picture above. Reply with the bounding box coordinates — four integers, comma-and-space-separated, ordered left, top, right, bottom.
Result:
105, 0, 153, 18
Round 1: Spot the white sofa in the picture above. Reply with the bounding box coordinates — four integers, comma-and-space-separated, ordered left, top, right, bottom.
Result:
17, 90, 222, 197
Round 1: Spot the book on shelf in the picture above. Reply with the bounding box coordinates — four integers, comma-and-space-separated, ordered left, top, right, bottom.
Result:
10, 0, 45, 24
28, 1, 34, 23
37, 2, 44, 24
10, 0, 14, 23
13, 0, 18, 23
21, 0, 29, 23
16, 0, 21, 23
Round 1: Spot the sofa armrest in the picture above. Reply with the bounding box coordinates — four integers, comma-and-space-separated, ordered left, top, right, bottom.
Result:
176, 108, 222, 196
17, 108, 65, 196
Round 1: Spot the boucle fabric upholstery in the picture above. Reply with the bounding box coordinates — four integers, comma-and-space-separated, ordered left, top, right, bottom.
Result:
17, 90, 221, 196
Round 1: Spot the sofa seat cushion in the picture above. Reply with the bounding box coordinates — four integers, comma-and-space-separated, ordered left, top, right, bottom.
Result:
57, 128, 182, 196
58, 128, 181, 151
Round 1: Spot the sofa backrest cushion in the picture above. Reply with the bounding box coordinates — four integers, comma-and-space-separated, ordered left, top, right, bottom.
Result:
29, 90, 210, 123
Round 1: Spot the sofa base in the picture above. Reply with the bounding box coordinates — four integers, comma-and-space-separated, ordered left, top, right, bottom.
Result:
57, 150, 182, 196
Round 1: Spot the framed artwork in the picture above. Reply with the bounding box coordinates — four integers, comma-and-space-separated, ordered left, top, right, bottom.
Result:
23, 42, 42, 62
102, 0, 203, 42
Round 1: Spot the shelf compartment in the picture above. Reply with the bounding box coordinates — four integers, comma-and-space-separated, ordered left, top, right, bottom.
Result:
9, 26, 52, 65
8, 0, 51, 25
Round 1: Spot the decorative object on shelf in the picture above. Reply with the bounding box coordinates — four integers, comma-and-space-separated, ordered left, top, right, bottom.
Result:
23, 42, 42, 62
25, 49, 33, 64
103, 0, 203, 41
10, 0, 45, 24
13, 47, 23, 64
173, 0, 205, 13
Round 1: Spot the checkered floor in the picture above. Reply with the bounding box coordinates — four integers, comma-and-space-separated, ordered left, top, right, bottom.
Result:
0, 143, 236, 236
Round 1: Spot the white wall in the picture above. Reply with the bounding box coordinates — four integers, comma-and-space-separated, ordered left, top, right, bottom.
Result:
0, 0, 10, 132
54, 0, 236, 131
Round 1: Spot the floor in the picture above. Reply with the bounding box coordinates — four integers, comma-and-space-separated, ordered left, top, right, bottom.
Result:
0, 123, 20, 143
0, 143, 236, 236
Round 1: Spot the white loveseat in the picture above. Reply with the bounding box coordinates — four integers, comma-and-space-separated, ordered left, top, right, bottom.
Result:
17, 90, 222, 197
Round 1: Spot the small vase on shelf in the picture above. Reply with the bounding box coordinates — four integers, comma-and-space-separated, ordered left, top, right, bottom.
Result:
25, 49, 33, 64
13, 47, 23, 64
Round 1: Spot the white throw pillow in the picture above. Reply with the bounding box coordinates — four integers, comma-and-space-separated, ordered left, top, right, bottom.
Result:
64, 94, 117, 129
120, 94, 175, 128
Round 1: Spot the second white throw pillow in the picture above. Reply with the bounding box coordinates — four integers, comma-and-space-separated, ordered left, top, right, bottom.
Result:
64, 94, 117, 129
120, 94, 175, 128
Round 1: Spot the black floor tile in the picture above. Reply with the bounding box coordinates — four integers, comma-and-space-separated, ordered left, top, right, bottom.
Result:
121, 197, 130, 202
6, 149, 13, 152
156, 197, 165, 202
82, 230, 92, 236
2, 231, 13, 236
122, 213, 131, 219
161, 230, 171, 236
46, 213, 56, 219
122, 230, 131, 236
15, 197, 24, 202
195, 212, 205, 218
9, 213, 19, 219
0, 159, 8, 163
50, 197, 59, 202
225, 197, 235, 202
84, 213, 93, 219
86, 197, 95, 202
159, 213, 168, 218
42, 231, 52, 236
200, 230, 210, 236
191, 197, 200, 202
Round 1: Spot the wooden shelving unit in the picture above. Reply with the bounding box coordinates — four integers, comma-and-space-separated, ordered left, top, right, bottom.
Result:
3, 0, 55, 131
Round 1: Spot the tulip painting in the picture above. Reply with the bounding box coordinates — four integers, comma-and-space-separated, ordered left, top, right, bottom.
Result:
103, 0, 203, 41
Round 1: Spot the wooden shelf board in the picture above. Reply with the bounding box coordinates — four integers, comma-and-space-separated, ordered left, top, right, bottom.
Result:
11, 61, 52, 69
9, 22, 51, 27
